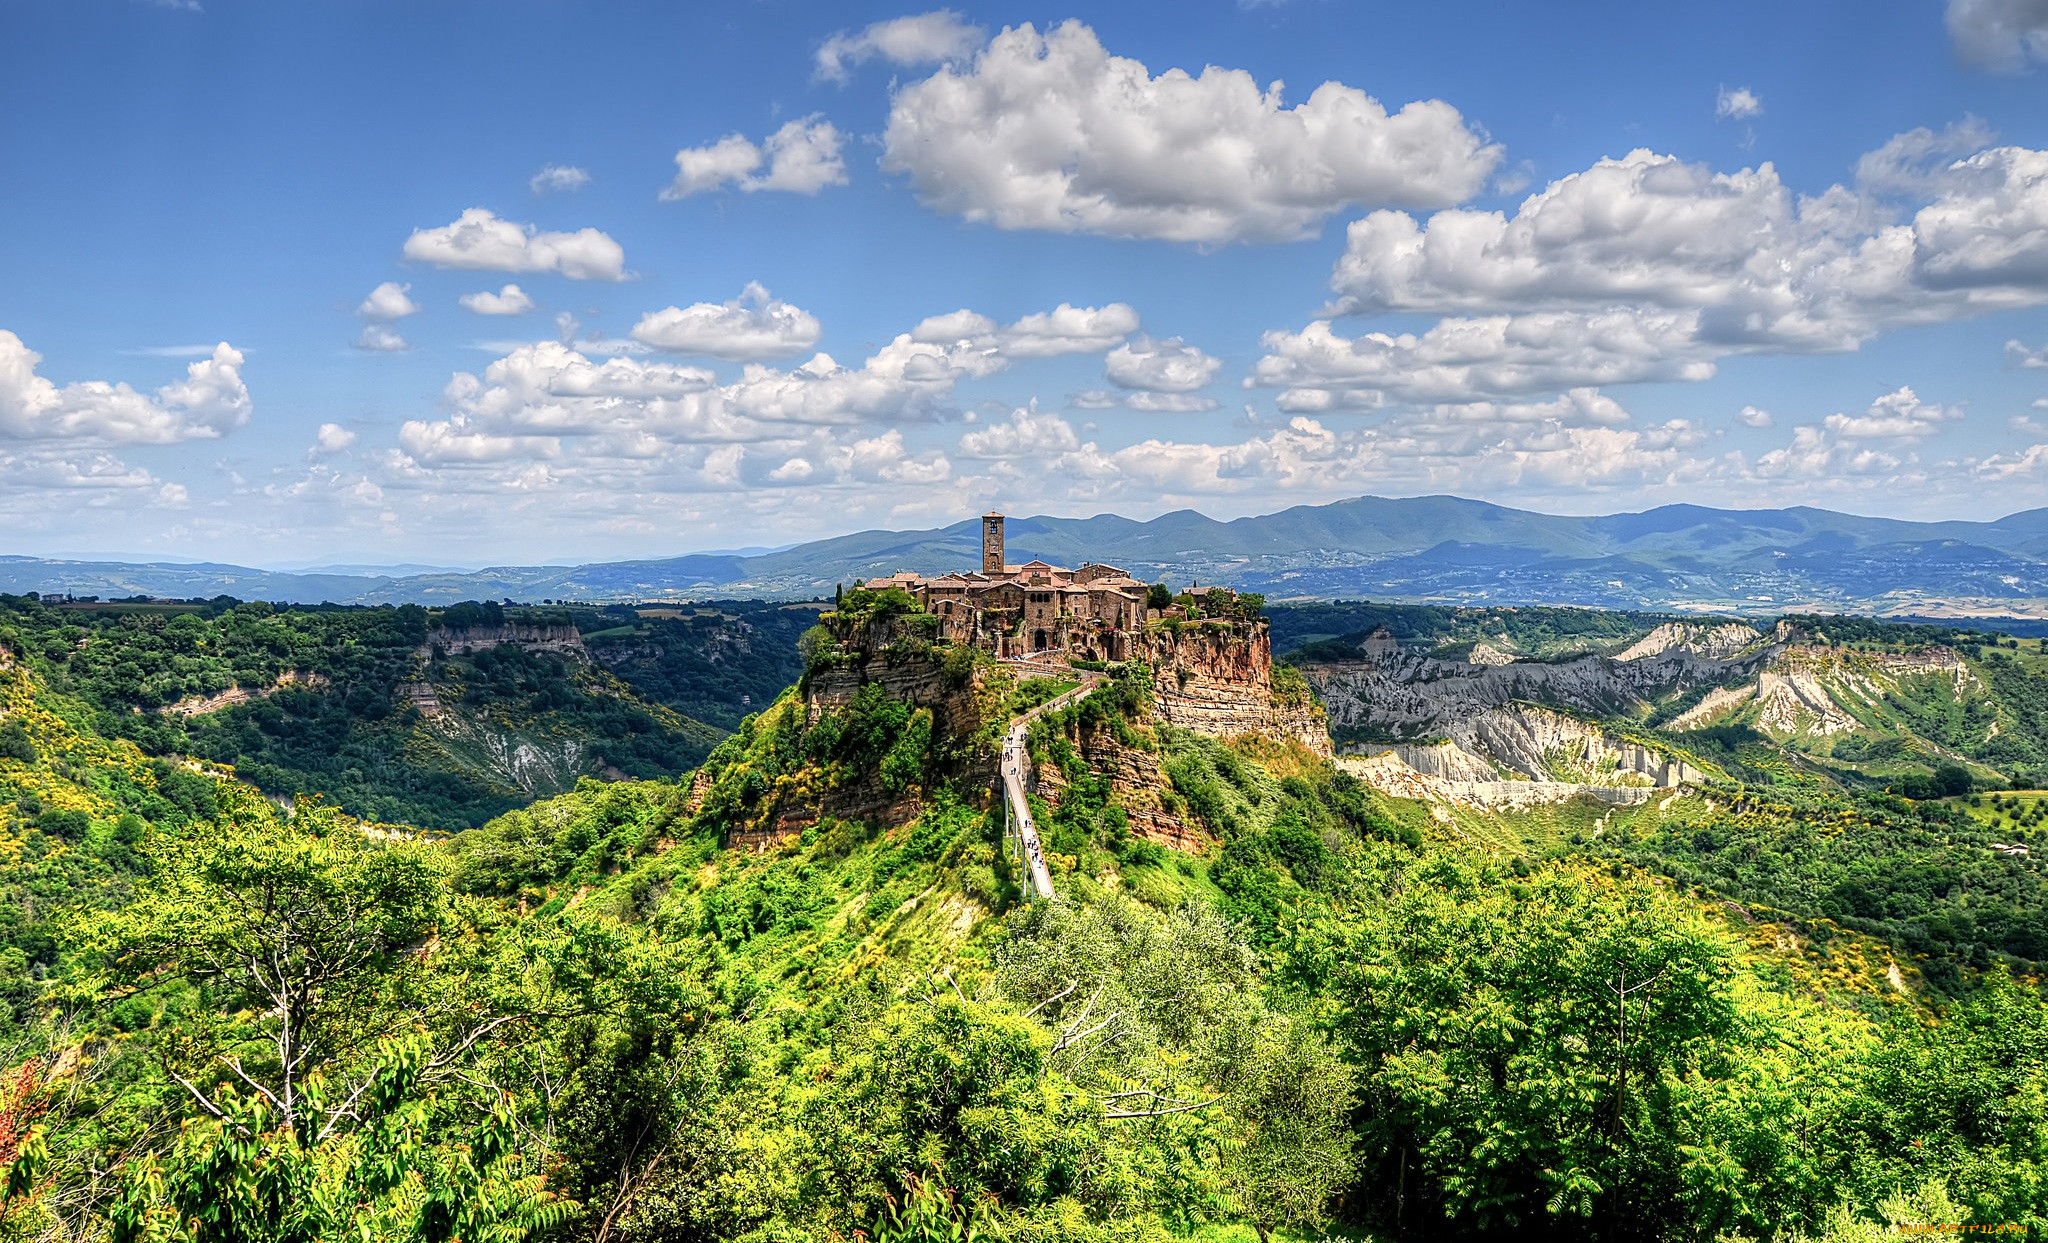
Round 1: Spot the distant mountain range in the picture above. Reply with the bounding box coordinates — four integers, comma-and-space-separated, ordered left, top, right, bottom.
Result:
6, 495, 2048, 617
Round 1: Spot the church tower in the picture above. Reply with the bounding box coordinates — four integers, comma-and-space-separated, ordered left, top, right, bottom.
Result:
982, 512, 1005, 576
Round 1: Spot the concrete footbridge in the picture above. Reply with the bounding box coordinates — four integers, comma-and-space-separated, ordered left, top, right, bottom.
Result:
999, 661, 1104, 900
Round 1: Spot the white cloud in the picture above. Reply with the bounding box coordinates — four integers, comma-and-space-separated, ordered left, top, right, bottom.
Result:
357, 281, 420, 320
0, 331, 250, 444
1332, 143, 2048, 324
0, 447, 169, 497
1736, 404, 1775, 428
879, 19, 1500, 243
906, 301, 1138, 359
630, 283, 824, 360
1254, 309, 1713, 405
1821, 385, 1962, 439
398, 418, 563, 465
386, 295, 1137, 493
997, 303, 1140, 356
124, 345, 224, 358
958, 406, 1084, 457
402, 208, 627, 281
1947, 0, 2048, 70
529, 164, 591, 194
977, 406, 1709, 505
1979, 441, 2048, 478
662, 118, 847, 199
1263, 137, 2048, 402
459, 284, 537, 316
313, 423, 358, 453
355, 325, 409, 352
1412, 388, 1636, 429
1752, 387, 1960, 481
1105, 336, 1224, 393
2010, 336, 2048, 366
815, 10, 982, 82
1715, 86, 1763, 121
1120, 392, 1223, 413
1854, 119, 1998, 196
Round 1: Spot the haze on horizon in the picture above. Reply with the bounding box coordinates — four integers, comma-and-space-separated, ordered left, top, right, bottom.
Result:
5, 0, 2048, 568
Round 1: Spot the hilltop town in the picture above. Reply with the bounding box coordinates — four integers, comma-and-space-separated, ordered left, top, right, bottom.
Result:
861, 512, 1256, 661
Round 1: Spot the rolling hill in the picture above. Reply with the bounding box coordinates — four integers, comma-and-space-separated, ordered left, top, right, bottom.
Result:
6, 494, 2048, 617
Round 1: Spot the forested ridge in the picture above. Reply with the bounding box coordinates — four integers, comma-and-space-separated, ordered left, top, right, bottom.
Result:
0, 595, 809, 832
0, 603, 2041, 1239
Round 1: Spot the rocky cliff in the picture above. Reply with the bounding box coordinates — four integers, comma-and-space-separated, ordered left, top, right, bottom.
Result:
1305, 637, 1773, 748
803, 615, 986, 741
1141, 622, 1331, 757
425, 624, 588, 660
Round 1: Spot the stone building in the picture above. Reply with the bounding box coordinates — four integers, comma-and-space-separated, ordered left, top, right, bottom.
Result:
862, 512, 1157, 660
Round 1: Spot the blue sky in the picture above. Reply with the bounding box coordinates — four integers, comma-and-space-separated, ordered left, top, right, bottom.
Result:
4, 0, 2048, 568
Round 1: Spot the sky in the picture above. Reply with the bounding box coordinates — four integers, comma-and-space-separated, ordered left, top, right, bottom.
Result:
4, 0, 2048, 569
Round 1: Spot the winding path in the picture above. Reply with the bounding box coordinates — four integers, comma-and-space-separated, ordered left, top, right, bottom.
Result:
999, 663, 1103, 900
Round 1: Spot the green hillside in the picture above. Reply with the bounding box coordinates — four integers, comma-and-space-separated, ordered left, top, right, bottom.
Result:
0, 594, 810, 831
0, 601, 2044, 1237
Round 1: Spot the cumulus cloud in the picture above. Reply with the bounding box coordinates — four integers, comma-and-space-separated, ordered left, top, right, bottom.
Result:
997, 303, 1140, 356
1947, 0, 2048, 70
530, 164, 591, 194
1737, 405, 1776, 428
958, 405, 1083, 458
387, 295, 1141, 492
1715, 86, 1763, 121
313, 423, 358, 454
1259, 136, 2048, 403
357, 281, 419, 320
879, 19, 1500, 243
355, 325, 409, 352
402, 208, 627, 281
662, 118, 846, 199
0, 447, 174, 504
1822, 386, 1962, 439
954, 401, 1710, 507
0, 332, 250, 444
815, 10, 982, 82
1753, 387, 1961, 481
1255, 309, 1713, 405
1330, 144, 2048, 323
630, 283, 824, 361
1979, 440, 2048, 478
906, 302, 1139, 360
1105, 336, 1224, 393
459, 284, 536, 316
2010, 336, 2048, 366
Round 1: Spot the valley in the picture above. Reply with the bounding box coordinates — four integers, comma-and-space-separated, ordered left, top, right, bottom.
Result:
0, 582, 2044, 1238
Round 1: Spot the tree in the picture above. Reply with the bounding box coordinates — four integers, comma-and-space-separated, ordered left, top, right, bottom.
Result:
1146, 584, 1173, 611
67, 790, 457, 1131
52, 789, 591, 1240
1325, 859, 1838, 1235
101, 1037, 570, 1243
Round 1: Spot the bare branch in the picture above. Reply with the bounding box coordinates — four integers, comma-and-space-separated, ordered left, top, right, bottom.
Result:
1024, 980, 1079, 1020
1106, 1096, 1220, 1120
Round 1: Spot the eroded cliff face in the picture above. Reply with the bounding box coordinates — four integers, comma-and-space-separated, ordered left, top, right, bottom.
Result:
1029, 727, 1208, 854
1305, 639, 1774, 748
425, 624, 588, 660
1141, 623, 1331, 758
803, 622, 986, 742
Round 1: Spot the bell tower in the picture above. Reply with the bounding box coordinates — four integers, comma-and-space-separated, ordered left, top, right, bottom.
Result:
982, 512, 1005, 576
